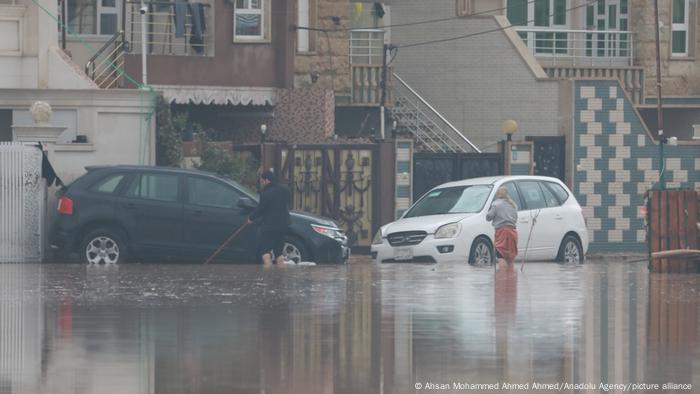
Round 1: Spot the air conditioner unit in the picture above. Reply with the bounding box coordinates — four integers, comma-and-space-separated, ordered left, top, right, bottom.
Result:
693, 124, 700, 140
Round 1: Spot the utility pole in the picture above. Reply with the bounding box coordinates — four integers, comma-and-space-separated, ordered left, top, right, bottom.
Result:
140, 0, 148, 87
379, 43, 389, 140
653, 0, 665, 189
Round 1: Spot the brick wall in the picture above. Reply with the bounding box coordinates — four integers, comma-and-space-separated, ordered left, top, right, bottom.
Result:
294, 0, 352, 100
574, 79, 700, 252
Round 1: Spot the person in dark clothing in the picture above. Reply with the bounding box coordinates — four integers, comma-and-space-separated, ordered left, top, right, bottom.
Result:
247, 170, 291, 266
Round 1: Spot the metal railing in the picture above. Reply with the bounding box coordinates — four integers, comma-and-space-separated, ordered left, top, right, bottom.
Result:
350, 29, 384, 65
126, 0, 211, 56
513, 27, 635, 66
85, 30, 128, 89
392, 73, 480, 153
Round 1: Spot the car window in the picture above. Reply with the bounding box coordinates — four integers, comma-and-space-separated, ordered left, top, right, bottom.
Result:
90, 174, 125, 194
126, 174, 179, 202
517, 181, 547, 210
404, 185, 492, 218
539, 181, 561, 207
187, 177, 243, 209
544, 181, 569, 205
501, 182, 524, 211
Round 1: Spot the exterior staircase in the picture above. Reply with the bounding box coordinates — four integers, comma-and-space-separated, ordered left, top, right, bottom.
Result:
84, 31, 128, 89
391, 73, 480, 153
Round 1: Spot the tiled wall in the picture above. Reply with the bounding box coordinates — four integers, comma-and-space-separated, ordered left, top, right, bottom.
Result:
395, 140, 412, 219
574, 80, 700, 252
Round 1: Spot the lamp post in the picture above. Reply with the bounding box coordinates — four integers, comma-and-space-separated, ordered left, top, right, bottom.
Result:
502, 119, 518, 142
501, 120, 518, 175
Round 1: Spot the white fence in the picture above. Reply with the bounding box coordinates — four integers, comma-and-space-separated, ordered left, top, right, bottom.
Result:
0, 143, 45, 263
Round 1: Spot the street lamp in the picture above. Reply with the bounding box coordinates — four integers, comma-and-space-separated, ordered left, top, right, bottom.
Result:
502, 119, 518, 142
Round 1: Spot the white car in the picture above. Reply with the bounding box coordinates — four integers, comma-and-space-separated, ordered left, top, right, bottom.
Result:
371, 176, 588, 264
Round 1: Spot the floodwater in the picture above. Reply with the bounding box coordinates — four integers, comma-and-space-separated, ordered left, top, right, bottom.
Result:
0, 259, 698, 394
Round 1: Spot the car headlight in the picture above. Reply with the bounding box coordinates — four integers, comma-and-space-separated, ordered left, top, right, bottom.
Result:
434, 223, 461, 239
311, 224, 345, 240
372, 230, 383, 245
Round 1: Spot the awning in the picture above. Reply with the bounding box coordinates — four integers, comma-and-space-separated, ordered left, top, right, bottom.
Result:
152, 85, 278, 106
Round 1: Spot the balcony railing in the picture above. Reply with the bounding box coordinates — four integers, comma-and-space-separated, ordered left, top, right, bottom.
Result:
349, 29, 389, 105
126, 0, 212, 56
513, 27, 634, 67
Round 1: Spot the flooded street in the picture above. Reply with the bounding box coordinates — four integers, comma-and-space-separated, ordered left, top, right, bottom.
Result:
1, 259, 698, 393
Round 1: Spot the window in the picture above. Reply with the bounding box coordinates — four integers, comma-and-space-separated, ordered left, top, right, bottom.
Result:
672, 0, 689, 56
90, 174, 125, 194
508, 0, 567, 54
187, 177, 242, 209
67, 0, 119, 36
543, 182, 569, 205
404, 185, 493, 218
517, 181, 547, 210
126, 174, 179, 202
234, 0, 268, 41
502, 182, 524, 211
539, 182, 561, 207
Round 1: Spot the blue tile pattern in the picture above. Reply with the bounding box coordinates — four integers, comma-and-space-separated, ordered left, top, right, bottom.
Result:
574, 80, 700, 252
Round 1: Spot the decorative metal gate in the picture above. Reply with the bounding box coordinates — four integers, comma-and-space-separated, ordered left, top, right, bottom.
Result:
279, 145, 378, 251
529, 136, 565, 182
413, 153, 502, 201
0, 143, 44, 263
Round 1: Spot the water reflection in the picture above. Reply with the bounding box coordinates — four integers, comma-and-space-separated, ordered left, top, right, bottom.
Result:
0, 261, 698, 393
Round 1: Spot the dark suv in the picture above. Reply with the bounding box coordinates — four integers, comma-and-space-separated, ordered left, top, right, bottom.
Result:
50, 166, 350, 264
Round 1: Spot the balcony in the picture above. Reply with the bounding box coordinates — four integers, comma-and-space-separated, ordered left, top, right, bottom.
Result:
514, 27, 644, 103
349, 29, 391, 106
514, 27, 635, 67
125, 0, 212, 57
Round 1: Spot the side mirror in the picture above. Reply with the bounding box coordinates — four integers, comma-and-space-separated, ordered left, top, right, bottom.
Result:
237, 197, 257, 211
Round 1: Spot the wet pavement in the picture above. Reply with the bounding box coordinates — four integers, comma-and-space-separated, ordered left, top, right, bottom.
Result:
0, 259, 699, 394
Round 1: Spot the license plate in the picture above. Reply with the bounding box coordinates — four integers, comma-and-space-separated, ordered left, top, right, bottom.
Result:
394, 247, 413, 261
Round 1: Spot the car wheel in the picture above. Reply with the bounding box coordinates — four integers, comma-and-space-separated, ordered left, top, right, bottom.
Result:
468, 236, 494, 266
557, 235, 583, 264
281, 236, 309, 264
80, 227, 129, 264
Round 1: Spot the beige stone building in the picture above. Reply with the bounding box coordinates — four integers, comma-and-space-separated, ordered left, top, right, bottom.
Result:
450, 0, 700, 140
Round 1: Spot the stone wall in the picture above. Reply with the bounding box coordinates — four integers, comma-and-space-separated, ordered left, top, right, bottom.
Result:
269, 86, 335, 144
573, 79, 700, 252
631, 0, 700, 97
294, 0, 351, 101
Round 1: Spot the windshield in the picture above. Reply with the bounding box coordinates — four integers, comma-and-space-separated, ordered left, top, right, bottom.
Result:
404, 185, 493, 218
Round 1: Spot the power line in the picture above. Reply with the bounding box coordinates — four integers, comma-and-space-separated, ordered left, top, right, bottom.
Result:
295, 0, 544, 33
399, 0, 598, 49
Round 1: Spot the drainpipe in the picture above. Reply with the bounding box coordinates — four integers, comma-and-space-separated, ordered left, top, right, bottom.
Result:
379, 44, 388, 140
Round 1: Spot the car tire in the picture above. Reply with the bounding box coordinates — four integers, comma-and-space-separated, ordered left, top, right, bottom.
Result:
281, 236, 310, 264
468, 236, 494, 266
79, 227, 129, 264
556, 235, 583, 264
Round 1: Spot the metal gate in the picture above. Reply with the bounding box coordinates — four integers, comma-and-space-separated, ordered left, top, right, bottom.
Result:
279, 145, 378, 251
529, 136, 566, 182
413, 153, 502, 201
0, 143, 44, 263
